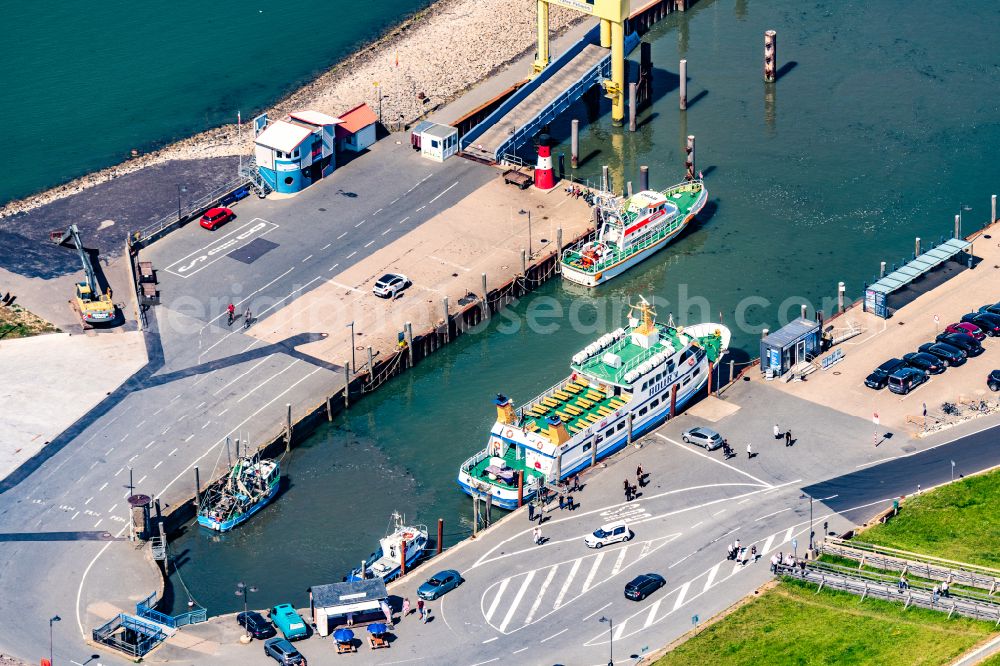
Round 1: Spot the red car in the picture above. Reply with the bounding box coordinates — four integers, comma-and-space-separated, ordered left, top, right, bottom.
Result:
200, 207, 235, 230
945, 322, 986, 342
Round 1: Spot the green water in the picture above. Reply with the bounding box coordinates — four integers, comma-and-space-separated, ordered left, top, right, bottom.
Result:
0, 0, 428, 206
168, 0, 1000, 613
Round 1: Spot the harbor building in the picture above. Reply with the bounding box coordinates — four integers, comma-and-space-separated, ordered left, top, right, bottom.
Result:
760, 317, 821, 379
253, 110, 339, 194
335, 103, 378, 153
414, 122, 459, 162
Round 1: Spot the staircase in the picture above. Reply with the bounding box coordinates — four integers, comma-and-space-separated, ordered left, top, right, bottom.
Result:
829, 320, 864, 345
240, 157, 272, 197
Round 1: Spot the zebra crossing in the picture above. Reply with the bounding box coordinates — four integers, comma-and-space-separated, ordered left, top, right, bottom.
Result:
481, 533, 681, 634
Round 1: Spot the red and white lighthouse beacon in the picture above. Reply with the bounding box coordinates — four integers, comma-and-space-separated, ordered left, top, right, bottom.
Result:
534, 134, 556, 190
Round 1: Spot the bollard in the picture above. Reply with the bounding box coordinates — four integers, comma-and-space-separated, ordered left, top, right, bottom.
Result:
443, 297, 450, 344
556, 228, 563, 273
194, 467, 201, 507
954, 214, 960, 239
626, 181, 633, 197
729, 359, 735, 385
601, 165, 609, 192
400, 539, 407, 576
685, 135, 696, 181
628, 82, 637, 132
764, 30, 777, 82
367, 346, 374, 375
521, 249, 528, 276
437, 518, 444, 554
915, 237, 921, 257
992, 194, 997, 224
679, 59, 688, 110
285, 403, 292, 451
571, 119, 579, 168
344, 362, 351, 408
405, 322, 414, 364
640, 165, 649, 191
481, 274, 490, 319
838, 281, 846, 313
880, 261, 886, 278
762, 328, 769, 339
800, 304, 807, 319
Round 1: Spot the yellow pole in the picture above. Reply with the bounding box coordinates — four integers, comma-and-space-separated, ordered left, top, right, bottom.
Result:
600, 18, 612, 48
610, 20, 625, 125
534, 0, 550, 74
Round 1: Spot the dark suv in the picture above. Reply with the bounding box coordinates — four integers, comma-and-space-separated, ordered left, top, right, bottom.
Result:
903, 352, 945, 375
936, 332, 983, 357
264, 638, 306, 666
962, 312, 1000, 336
918, 342, 966, 366
865, 358, 907, 389
238, 611, 276, 639
624, 573, 666, 601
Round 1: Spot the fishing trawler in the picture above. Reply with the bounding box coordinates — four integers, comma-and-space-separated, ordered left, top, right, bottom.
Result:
197, 453, 280, 531
457, 298, 729, 509
560, 179, 707, 287
347, 512, 428, 582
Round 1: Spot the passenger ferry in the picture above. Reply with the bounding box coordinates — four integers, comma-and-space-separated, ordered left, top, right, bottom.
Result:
457, 299, 729, 509
197, 453, 280, 532
560, 179, 707, 287
347, 512, 428, 583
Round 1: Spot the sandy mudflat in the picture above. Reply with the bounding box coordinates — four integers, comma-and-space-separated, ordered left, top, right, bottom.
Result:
1, 0, 583, 218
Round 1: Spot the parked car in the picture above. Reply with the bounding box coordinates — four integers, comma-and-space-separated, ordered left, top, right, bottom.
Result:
417, 569, 463, 600
945, 322, 986, 342
372, 273, 411, 298
220, 186, 251, 206
681, 426, 724, 450
935, 332, 984, 356
200, 206, 235, 230
263, 637, 306, 666
962, 312, 1000, 336
903, 352, 945, 375
979, 302, 1000, 317
585, 520, 631, 549
238, 611, 276, 639
918, 342, 966, 366
888, 367, 927, 395
624, 573, 666, 601
864, 358, 907, 389
989, 370, 1000, 392
269, 604, 308, 641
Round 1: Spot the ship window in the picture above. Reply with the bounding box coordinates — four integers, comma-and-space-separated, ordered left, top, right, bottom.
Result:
596, 435, 603, 444
651, 398, 659, 408
642, 381, 648, 390
683, 375, 692, 386
617, 422, 626, 431
583, 442, 592, 452
693, 367, 700, 376
638, 406, 648, 416
666, 360, 676, 373
604, 429, 613, 438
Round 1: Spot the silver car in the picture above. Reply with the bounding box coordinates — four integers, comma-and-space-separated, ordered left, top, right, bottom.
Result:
372, 273, 411, 298
682, 426, 724, 450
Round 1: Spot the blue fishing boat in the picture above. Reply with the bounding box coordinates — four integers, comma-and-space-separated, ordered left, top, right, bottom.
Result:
347, 512, 428, 582
197, 454, 279, 532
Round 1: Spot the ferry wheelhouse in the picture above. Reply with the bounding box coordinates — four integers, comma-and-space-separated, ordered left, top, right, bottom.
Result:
561, 180, 707, 287
457, 300, 729, 509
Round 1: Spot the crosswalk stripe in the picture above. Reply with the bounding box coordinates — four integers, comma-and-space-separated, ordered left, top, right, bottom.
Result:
611, 546, 629, 576
702, 563, 721, 593
553, 558, 582, 609
643, 598, 663, 628
731, 562, 744, 577
613, 618, 627, 640
782, 526, 794, 544
524, 565, 559, 625
639, 539, 653, 559
498, 570, 535, 633
672, 581, 691, 611
582, 552, 605, 593
761, 534, 776, 555
484, 578, 510, 623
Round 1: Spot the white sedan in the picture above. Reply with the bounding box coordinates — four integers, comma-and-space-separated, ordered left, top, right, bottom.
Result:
372, 273, 411, 298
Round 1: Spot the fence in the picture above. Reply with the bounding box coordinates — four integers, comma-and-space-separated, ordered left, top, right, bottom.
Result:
92, 613, 167, 658
136, 591, 207, 629
132, 174, 250, 247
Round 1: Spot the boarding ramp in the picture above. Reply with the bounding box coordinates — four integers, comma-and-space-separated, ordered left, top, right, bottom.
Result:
462, 25, 640, 163
92, 613, 172, 658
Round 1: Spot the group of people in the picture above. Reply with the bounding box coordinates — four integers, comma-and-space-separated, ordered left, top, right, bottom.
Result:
726, 539, 759, 565
226, 302, 252, 328
624, 464, 647, 501
774, 423, 793, 447
401, 597, 432, 623
769, 551, 799, 573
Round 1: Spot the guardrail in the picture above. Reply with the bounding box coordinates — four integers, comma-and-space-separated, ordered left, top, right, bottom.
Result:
93, 613, 167, 658
136, 591, 207, 629
133, 174, 250, 243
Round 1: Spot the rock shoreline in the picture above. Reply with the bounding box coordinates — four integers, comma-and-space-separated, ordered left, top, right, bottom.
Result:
0, 0, 583, 219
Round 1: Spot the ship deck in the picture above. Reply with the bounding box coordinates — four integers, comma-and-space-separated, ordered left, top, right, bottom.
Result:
466, 444, 544, 488
521, 377, 631, 436
572, 325, 724, 385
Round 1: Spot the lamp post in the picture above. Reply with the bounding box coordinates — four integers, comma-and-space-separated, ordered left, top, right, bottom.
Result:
518, 209, 533, 258
235, 582, 258, 640
598, 615, 613, 666
49, 615, 60, 665
958, 203, 972, 239
800, 493, 814, 552
346, 321, 356, 373
177, 184, 188, 221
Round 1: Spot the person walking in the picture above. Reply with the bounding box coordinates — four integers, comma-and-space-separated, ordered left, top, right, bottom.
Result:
566, 493, 574, 511
244, 307, 252, 328
747, 442, 753, 459
226, 302, 236, 325
941, 581, 950, 598
402, 598, 410, 619
785, 429, 792, 447
423, 606, 432, 624
636, 464, 645, 487
417, 599, 425, 621
558, 493, 566, 511
528, 501, 535, 522
770, 554, 779, 573
773, 423, 781, 439
751, 544, 758, 562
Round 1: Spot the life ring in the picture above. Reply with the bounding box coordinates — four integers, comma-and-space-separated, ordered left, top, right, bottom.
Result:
505, 429, 514, 438
688, 357, 695, 366
534, 462, 542, 469
401, 532, 414, 540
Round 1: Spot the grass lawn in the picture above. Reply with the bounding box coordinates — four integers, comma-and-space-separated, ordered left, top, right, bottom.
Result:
0, 304, 58, 339
859, 468, 1000, 569
655, 578, 997, 666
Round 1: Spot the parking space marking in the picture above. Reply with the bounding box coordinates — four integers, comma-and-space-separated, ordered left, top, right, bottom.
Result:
497, 570, 535, 632
524, 565, 558, 624
655, 434, 773, 488
164, 218, 279, 278
484, 579, 510, 624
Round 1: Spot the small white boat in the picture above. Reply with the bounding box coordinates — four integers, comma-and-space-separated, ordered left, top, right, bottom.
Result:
347, 512, 428, 582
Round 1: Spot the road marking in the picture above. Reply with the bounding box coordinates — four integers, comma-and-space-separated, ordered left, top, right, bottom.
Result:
468, 660, 498, 666
213, 357, 271, 397
321, 243, 331, 250
512, 647, 529, 654
329, 263, 340, 272
71, 511, 79, 520
364, 240, 375, 247
820, 494, 839, 501
655, 434, 773, 487
153, 461, 163, 470
702, 563, 721, 592
429, 255, 471, 272
611, 546, 629, 576
153, 408, 162, 415
524, 565, 559, 624
237, 360, 300, 403
761, 534, 776, 555
644, 599, 663, 628
397, 216, 410, 225
581, 602, 612, 622
737, 498, 751, 504
202, 421, 211, 428
374, 208, 383, 214
93, 519, 103, 529
428, 181, 459, 204
416, 205, 426, 212
184, 434, 195, 442
302, 255, 313, 263
168, 448, 178, 456
856, 456, 899, 468
355, 219, 366, 227
118, 435, 129, 443
782, 526, 794, 544
553, 558, 582, 609
672, 581, 692, 611
382, 228, 391, 236
690, 520, 704, 529
390, 198, 399, 204
105, 447, 115, 456
218, 408, 229, 416
114, 468, 123, 477
498, 570, 535, 632
164, 218, 279, 278
540, 628, 567, 643
481, 637, 498, 644
347, 251, 357, 259
331, 280, 363, 294
712, 509, 726, 517
108, 503, 118, 513
161, 425, 171, 434
84, 496, 93, 505
484, 579, 509, 623
137, 475, 147, 485
145, 440, 155, 449
756, 507, 791, 521
251, 276, 323, 320
338, 232, 348, 239
581, 552, 605, 593
98, 482, 108, 492
669, 551, 694, 569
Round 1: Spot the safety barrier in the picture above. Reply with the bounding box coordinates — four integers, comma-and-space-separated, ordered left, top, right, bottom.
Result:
92, 613, 167, 658
136, 591, 207, 629
819, 348, 845, 370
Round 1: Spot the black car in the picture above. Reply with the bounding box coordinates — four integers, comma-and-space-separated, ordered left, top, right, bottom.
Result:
989, 370, 1000, 392
263, 637, 305, 666
903, 352, 945, 375
962, 312, 1000, 337
936, 332, 984, 356
864, 358, 907, 389
919, 342, 966, 366
624, 573, 666, 601
979, 302, 1000, 317
238, 611, 276, 640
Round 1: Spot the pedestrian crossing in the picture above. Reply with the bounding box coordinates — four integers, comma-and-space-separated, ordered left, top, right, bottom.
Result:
481, 534, 680, 634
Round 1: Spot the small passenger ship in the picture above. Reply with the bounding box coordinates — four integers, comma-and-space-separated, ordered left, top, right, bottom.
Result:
457, 299, 729, 509
197, 453, 279, 532
347, 512, 428, 582
560, 179, 707, 287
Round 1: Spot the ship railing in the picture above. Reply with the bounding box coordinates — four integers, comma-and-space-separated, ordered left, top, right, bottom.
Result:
562, 212, 687, 274
460, 449, 490, 472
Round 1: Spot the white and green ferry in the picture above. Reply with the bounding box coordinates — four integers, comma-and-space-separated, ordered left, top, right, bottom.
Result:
457, 300, 729, 509
561, 179, 707, 287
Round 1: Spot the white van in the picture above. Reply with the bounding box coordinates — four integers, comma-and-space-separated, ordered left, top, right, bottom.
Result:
585, 520, 632, 548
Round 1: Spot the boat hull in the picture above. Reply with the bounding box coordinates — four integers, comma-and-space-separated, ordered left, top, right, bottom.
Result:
196, 481, 279, 532
346, 540, 427, 582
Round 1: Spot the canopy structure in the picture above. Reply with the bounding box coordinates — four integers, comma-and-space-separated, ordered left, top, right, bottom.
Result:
309, 578, 389, 637
865, 238, 972, 318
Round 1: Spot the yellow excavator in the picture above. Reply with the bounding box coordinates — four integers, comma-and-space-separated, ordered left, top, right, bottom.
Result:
52, 224, 115, 325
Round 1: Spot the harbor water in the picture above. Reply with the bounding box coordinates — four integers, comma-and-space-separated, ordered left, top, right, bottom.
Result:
0, 0, 429, 206
167, 0, 1000, 613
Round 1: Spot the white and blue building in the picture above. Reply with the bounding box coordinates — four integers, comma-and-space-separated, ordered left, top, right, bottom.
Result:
254, 110, 339, 194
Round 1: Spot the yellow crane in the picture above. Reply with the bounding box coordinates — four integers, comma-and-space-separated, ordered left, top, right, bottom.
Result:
52, 225, 116, 326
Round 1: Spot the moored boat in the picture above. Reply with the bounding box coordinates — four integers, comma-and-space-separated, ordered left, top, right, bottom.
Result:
561, 179, 707, 287
197, 453, 280, 532
457, 298, 729, 508
347, 511, 428, 582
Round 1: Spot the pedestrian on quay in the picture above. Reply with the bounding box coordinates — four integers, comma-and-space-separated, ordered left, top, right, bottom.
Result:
417, 599, 425, 621
533, 526, 543, 545
770, 554, 779, 573
528, 501, 535, 522
774, 423, 781, 439
347, 612, 355, 627
423, 606, 432, 624
747, 442, 753, 459
636, 464, 645, 487
932, 584, 940, 603
751, 545, 758, 562
898, 574, 908, 592
566, 493, 574, 511
558, 493, 566, 511
624, 480, 632, 502
571, 474, 581, 492
785, 429, 792, 447
402, 598, 411, 618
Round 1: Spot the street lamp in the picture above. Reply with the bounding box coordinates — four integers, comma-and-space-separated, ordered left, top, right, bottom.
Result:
518, 209, 533, 258
598, 615, 613, 666
958, 203, 972, 238
177, 184, 188, 221
346, 321, 356, 373
49, 615, 60, 665
235, 582, 258, 640
800, 493, 814, 552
